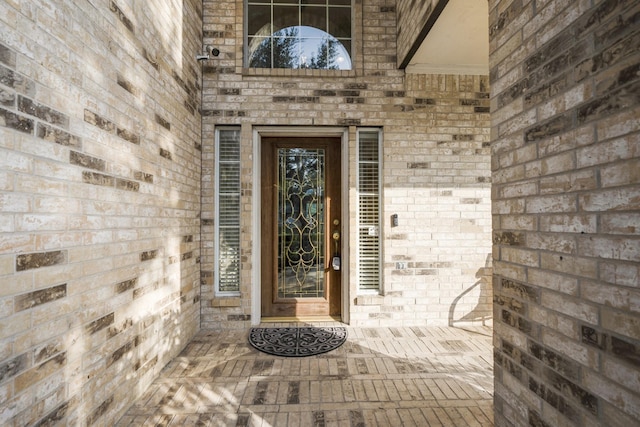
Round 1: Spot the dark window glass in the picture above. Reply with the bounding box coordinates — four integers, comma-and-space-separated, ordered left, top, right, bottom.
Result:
273, 5, 299, 32
248, 5, 270, 36
328, 7, 350, 38
301, 6, 326, 31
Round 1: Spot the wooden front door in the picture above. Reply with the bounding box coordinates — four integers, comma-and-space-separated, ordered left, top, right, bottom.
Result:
261, 137, 341, 318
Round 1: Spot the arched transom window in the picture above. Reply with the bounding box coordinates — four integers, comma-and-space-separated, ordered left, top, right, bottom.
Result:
246, 0, 352, 70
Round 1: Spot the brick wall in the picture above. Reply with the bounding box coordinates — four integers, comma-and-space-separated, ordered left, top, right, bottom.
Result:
359, 73, 493, 327
490, 0, 640, 425
0, 1, 202, 424
201, 0, 492, 328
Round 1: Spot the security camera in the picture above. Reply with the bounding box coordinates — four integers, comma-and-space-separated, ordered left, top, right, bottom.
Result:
196, 46, 220, 61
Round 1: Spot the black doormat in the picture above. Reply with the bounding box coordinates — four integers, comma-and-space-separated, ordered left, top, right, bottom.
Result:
249, 327, 347, 357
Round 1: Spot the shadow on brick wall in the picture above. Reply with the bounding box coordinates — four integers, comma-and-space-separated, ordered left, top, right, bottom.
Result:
448, 253, 493, 328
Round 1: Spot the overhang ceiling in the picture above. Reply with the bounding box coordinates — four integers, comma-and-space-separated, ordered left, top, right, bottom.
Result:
405, 0, 489, 75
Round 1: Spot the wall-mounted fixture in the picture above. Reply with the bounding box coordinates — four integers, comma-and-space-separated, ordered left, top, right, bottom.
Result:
196, 45, 220, 61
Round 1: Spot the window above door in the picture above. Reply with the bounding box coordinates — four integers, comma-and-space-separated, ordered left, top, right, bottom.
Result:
246, 0, 352, 70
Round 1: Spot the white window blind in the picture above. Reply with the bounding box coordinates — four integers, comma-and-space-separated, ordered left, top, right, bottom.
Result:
357, 130, 381, 292
215, 128, 241, 294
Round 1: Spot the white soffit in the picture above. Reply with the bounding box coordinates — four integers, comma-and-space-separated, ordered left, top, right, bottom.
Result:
406, 0, 489, 75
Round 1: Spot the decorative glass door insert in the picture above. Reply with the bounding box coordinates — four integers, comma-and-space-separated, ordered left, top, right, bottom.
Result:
277, 148, 325, 298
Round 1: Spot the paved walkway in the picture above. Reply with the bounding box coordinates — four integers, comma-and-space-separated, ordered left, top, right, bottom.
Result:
117, 323, 494, 426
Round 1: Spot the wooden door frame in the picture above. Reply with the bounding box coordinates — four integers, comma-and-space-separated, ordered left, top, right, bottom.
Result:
251, 127, 350, 325
261, 137, 340, 317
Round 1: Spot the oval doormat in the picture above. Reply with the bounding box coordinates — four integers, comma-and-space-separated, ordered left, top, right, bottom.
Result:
249, 327, 347, 357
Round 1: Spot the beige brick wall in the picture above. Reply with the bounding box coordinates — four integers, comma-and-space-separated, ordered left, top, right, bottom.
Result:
0, 1, 202, 424
201, 0, 492, 328
490, 0, 640, 425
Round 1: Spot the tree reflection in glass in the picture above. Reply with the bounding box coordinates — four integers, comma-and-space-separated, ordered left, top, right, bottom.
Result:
249, 26, 351, 70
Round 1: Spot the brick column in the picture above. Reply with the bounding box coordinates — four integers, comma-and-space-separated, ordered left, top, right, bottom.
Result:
490, 0, 640, 425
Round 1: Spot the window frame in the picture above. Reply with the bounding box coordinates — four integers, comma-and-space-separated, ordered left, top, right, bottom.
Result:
356, 128, 383, 294
244, 0, 354, 71
214, 127, 242, 296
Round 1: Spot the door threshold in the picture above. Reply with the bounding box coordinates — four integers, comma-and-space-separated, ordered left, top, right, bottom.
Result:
260, 316, 342, 323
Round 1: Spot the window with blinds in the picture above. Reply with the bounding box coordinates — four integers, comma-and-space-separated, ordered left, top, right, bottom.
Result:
357, 130, 381, 292
215, 128, 241, 294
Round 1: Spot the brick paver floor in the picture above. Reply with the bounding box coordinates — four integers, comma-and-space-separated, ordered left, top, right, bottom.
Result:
117, 323, 494, 426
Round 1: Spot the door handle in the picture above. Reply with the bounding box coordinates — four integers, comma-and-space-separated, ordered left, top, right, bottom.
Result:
332, 219, 340, 244
332, 230, 340, 253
